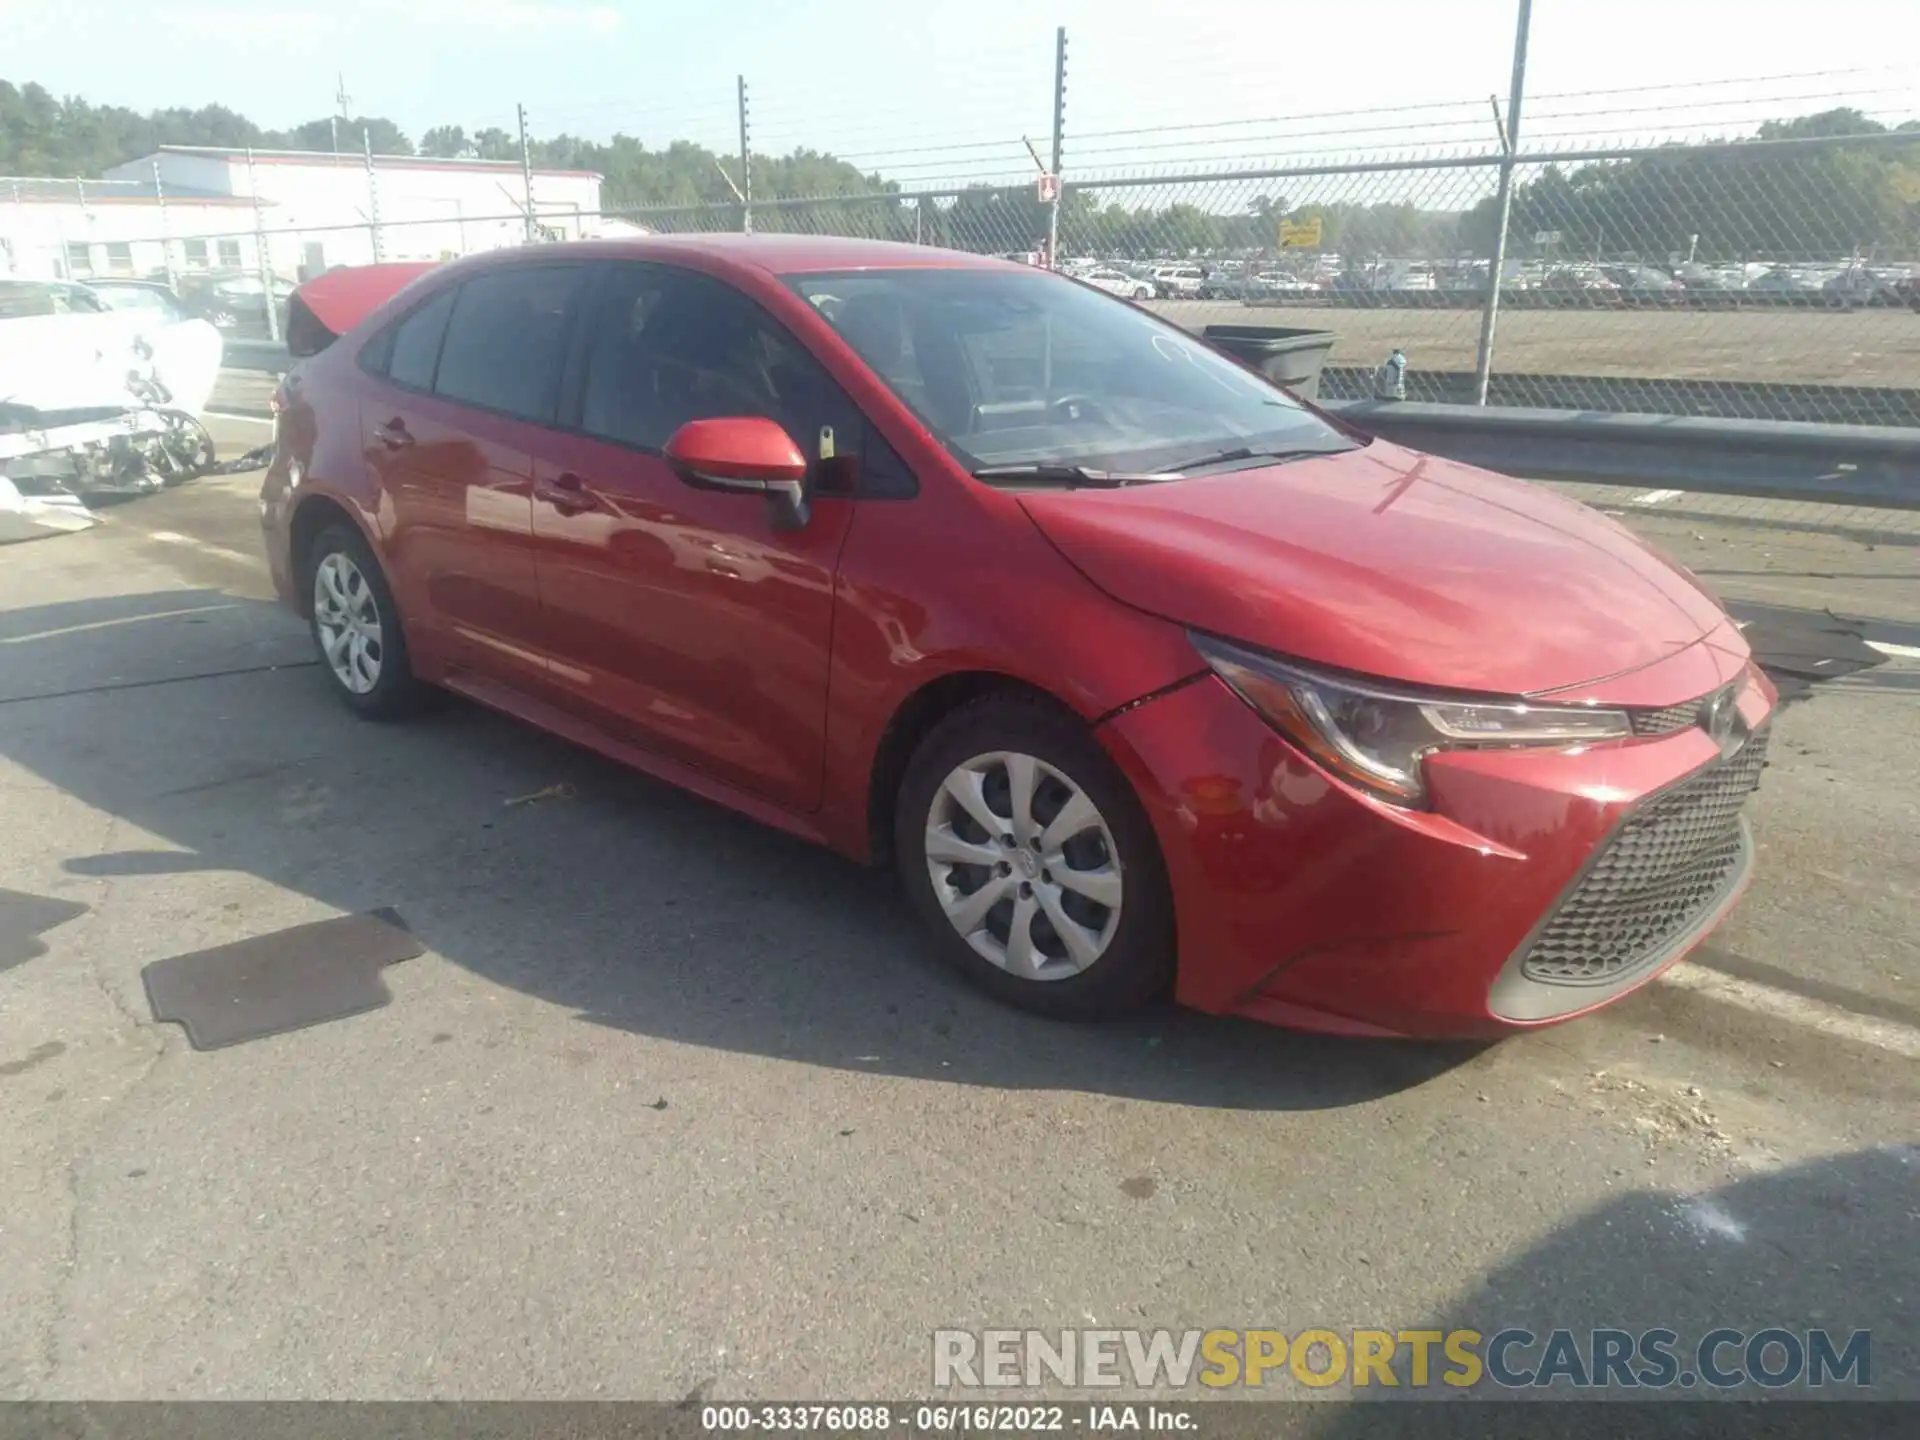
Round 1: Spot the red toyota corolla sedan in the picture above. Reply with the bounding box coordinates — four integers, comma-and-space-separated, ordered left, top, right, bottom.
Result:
260, 235, 1774, 1038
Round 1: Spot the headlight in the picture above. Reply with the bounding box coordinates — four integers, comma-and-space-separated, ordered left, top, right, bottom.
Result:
1190, 633, 1630, 807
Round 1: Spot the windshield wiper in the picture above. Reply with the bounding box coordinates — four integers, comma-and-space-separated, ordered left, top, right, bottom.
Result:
1154, 445, 1353, 475
969, 462, 1163, 487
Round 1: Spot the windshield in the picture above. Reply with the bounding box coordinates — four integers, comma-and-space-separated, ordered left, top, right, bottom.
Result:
790, 267, 1356, 480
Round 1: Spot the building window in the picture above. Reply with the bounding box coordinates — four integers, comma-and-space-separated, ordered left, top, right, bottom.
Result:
217, 238, 244, 269
105, 242, 134, 275
64, 241, 92, 276
183, 239, 209, 268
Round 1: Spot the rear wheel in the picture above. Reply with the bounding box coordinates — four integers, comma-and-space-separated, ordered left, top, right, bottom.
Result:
896, 695, 1174, 1019
305, 523, 429, 720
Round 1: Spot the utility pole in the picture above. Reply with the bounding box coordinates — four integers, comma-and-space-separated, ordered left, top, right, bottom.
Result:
1471, 0, 1532, 406
332, 74, 352, 162
517, 103, 537, 242
737, 76, 753, 235
153, 159, 176, 291
244, 147, 280, 342
1048, 27, 1067, 270
364, 131, 382, 263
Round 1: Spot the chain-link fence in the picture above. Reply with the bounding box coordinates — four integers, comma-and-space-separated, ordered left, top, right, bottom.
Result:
593, 130, 1920, 425
13, 59, 1915, 426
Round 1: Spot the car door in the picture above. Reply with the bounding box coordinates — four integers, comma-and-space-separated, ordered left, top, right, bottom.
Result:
524, 262, 869, 813
363, 263, 590, 691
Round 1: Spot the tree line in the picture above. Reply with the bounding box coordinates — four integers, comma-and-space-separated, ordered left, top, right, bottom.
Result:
5, 79, 1914, 263
0, 79, 881, 210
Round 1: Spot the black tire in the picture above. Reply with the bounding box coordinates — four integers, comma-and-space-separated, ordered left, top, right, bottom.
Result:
895, 693, 1175, 1020
303, 522, 430, 720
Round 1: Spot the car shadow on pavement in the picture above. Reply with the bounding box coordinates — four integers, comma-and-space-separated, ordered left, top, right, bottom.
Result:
1300, 1145, 1918, 1431
0, 589, 1483, 1112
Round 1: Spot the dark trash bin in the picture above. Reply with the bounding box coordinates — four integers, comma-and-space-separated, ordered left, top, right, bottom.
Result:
1201, 324, 1337, 401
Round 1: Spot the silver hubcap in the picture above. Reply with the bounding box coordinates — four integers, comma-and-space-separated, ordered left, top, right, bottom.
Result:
312, 551, 383, 695
925, 750, 1123, 981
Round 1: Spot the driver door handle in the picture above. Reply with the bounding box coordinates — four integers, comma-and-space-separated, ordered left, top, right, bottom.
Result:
536, 471, 598, 516
372, 417, 413, 450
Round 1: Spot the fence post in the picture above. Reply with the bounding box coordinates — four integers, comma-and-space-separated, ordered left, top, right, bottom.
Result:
11, 180, 27, 278
518, 103, 536, 242
1048, 27, 1067, 268
1471, 0, 1532, 406
245, 147, 281, 343
364, 131, 383, 262
75, 178, 90, 275
152, 160, 177, 291
737, 76, 753, 235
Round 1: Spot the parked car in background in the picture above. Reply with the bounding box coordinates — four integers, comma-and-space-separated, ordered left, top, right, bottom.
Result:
1082, 268, 1156, 300
1383, 262, 1438, 293
83, 278, 193, 324
1602, 265, 1685, 299
0, 279, 108, 318
1246, 272, 1323, 299
179, 270, 297, 334
1198, 269, 1246, 300
1747, 267, 1828, 298
1673, 263, 1743, 292
1822, 266, 1904, 307
261, 235, 1778, 1040
1541, 266, 1621, 297
1150, 265, 1206, 299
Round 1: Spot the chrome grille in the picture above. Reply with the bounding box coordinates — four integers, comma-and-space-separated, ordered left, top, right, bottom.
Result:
1519, 729, 1769, 986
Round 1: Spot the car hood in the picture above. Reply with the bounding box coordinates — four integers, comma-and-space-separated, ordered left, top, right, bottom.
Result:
1018, 441, 1735, 697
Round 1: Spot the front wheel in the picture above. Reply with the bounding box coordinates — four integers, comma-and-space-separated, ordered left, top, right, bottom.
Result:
895, 695, 1174, 1019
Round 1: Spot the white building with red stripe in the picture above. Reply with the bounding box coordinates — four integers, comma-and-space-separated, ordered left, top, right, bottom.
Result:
2, 145, 603, 283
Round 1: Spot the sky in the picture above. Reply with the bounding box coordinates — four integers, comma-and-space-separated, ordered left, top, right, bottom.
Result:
5, 0, 1918, 185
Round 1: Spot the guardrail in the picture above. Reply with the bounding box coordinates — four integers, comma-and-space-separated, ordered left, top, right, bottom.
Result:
216, 342, 1920, 511
1326, 402, 1920, 511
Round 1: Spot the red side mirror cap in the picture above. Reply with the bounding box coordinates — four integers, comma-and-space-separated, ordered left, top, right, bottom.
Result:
664, 417, 807, 486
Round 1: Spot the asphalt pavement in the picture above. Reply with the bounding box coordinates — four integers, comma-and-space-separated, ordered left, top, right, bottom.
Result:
1, 412, 1915, 1403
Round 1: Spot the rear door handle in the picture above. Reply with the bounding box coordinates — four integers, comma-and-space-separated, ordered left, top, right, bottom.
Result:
535, 471, 598, 516
373, 418, 413, 449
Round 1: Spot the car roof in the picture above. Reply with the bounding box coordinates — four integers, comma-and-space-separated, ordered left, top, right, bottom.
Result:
459, 233, 1019, 279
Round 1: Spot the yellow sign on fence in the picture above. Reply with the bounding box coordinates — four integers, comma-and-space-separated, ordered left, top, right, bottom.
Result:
1278, 217, 1324, 249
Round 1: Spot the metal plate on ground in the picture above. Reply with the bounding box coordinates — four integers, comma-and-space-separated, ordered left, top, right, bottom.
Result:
141, 908, 422, 1051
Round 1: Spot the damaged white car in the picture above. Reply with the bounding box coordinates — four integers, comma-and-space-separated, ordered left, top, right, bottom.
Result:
1, 278, 225, 514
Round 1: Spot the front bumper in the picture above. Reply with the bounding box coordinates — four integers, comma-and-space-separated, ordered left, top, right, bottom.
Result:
1098, 665, 1775, 1039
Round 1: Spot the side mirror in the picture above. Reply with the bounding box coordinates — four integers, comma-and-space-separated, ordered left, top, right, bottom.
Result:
664, 416, 811, 531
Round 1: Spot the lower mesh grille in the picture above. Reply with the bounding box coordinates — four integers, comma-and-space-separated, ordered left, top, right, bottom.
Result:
1630, 699, 1705, 736
1519, 729, 1769, 986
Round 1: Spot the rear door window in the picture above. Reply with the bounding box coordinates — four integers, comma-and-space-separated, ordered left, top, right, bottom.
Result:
432, 266, 590, 423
